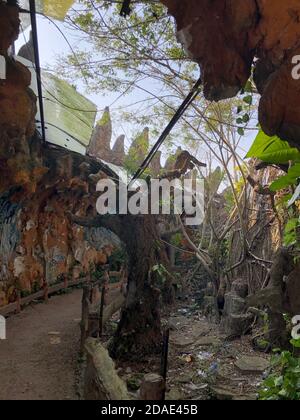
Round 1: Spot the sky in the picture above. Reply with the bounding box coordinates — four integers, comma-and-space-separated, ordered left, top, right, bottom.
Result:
15, 4, 257, 168
16, 10, 161, 159
16, 15, 139, 148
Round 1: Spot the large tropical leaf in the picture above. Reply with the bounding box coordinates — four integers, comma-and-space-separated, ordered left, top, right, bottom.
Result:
270, 164, 300, 192
246, 131, 300, 164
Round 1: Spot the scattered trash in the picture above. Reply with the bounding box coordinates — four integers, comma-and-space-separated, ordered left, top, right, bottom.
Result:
178, 308, 189, 314
184, 355, 194, 363
207, 362, 219, 376
197, 351, 212, 361
197, 369, 207, 378
165, 305, 270, 400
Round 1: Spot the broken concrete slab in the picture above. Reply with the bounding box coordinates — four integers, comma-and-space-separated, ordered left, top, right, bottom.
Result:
211, 385, 256, 401
168, 316, 190, 330
195, 336, 222, 347
176, 372, 194, 384
170, 335, 195, 348
224, 293, 246, 316
235, 356, 270, 374
170, 320, 212, 347
202, 296, 220, 322
221, 313, 253, 336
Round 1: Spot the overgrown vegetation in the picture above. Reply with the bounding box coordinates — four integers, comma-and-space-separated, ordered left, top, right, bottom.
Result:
54, 0, 272, 297
259, 339, 300, 400
49, 0, 300, 395
108, 248, 127, 272
247, 129, 300, 251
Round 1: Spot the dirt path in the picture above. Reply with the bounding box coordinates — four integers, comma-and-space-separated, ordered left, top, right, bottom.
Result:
0, 289, 82, 400
0, 288, 270, 401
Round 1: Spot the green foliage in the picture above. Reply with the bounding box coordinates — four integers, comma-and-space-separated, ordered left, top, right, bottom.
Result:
91, 264, 105, 282
20, 290, 31, 298
246, 130, 300, 164
108, 248, 127, 272
269, 161, 300, 208
224, 170, 246, 213
218, 238, 230, 269
151, 263, 170, 286
32, 281, 40, 294
270, 164, 300, 192
284, 218, 300, 247
171, 232, 183, 247
65, 0, 195, 106
124, 129, 150, 175
235, 80, 255, 135
204, 98, 251, 135
243, 95, 253, 106
223, 188, 234, 213
247, 130, 300, 249
97, 109, 111, 126
59, 0, 250, 165
259, 339, 300, 400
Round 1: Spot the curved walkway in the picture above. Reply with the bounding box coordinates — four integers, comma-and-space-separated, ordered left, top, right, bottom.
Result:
0, 289, 82, 400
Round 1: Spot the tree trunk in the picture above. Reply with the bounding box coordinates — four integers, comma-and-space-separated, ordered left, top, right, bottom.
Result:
140, 374, 165, 400
267, 248, 294, 347
109, 214, 169, 359
71, 213, 174, 360
246, 248, 295, 347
